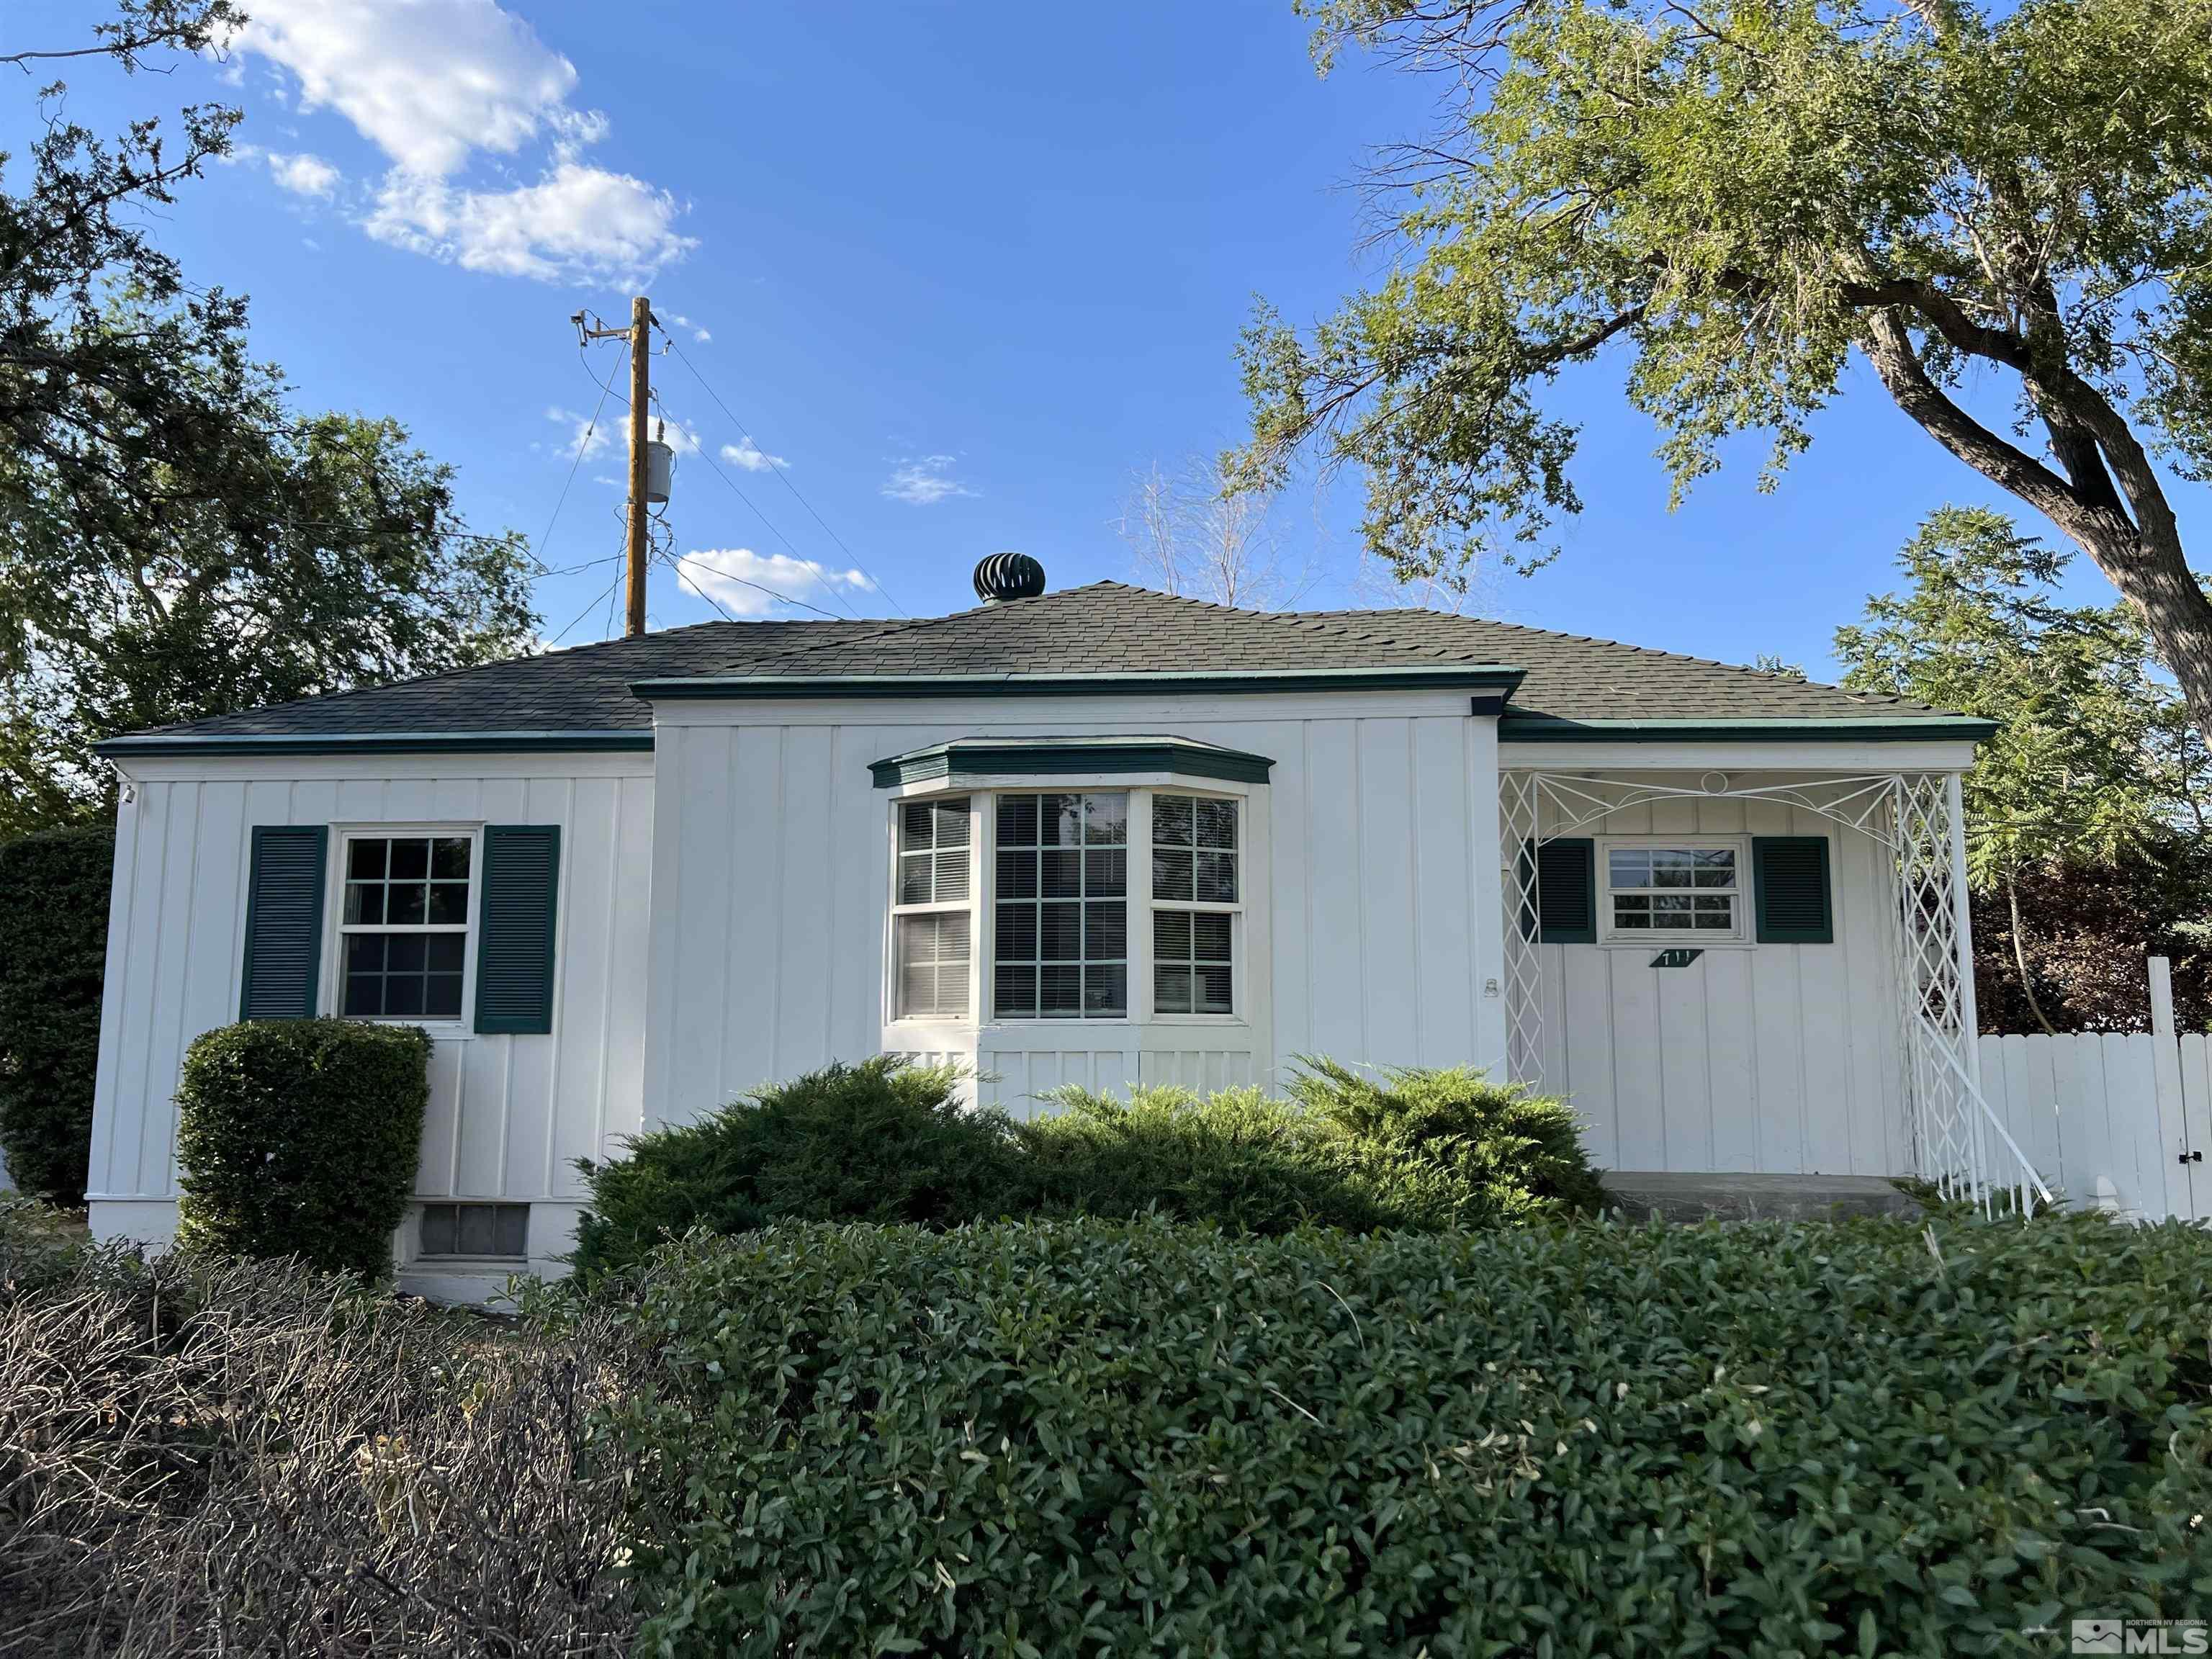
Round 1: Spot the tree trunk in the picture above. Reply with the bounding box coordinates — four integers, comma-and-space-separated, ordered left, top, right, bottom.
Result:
2005, 876, 2060, 1038
2070, 526, 2212, 754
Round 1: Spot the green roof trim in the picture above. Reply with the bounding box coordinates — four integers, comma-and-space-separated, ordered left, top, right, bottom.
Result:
871, 736, 1274, 790
96, 730, 655, 758
636, 665, 1527, 701
1496, 715, 1997, 743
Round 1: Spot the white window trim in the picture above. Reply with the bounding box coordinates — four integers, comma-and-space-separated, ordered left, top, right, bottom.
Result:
321, 824, 484, 1036
887, 796, 981, 1023
881, 778, 1256, 1033
1144, 788, 1244, 1024
1596, 833, 1753, 948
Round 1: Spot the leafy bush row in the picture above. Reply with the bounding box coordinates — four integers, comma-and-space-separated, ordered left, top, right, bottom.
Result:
603, 1214, 2212, 1658
176, 1017, 431, 1277
570, 1055, 1601, 1280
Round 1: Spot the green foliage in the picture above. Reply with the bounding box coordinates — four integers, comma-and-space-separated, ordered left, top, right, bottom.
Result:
570, 1058, 1025, 1284
1290, 1053, 1607, 1220
1835, 508, 2212, 1032
1972, 850, 2212, 1034
1837, 507, 2211, 884
572, 1058, 1598, 1282
0, 5, 537, 836
0, 825, 112, 1200
174, 1019, 429, 1277
603, 1214, 2212, 1657
1028, 1060, 1601, 1231
1241, 0, 2212, 703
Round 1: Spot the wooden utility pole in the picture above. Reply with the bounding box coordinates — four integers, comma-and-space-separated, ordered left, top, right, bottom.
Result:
622, 295, 652, 637
576, 296, 654, 637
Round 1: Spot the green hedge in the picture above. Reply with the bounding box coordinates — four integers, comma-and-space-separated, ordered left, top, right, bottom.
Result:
601, 1215, 2212, 1658
1032, 1058, 1604, 1231
0, 824, 113, 1201
570, 1058, 1599, 1281
570, 1057, 1024, 1282
175, 1018, 430, 1277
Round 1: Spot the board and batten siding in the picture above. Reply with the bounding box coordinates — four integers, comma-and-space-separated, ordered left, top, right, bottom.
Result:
1524, 781, 1907, 1177
85, 755, 653, 1249
642, 693, 1509, 1126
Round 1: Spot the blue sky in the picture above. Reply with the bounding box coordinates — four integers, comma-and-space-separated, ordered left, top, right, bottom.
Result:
8, 0, 2175, 678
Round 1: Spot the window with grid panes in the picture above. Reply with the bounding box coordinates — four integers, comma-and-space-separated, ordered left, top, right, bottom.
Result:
1605, 844, 1743, 936
994, 792, 1128, 1018
893, 798, 972, 1018
1151, 794, 1238, 1013
339, 835, 472, 1019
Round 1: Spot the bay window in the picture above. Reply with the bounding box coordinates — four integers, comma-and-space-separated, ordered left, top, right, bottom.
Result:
886, 786, 1246, 1026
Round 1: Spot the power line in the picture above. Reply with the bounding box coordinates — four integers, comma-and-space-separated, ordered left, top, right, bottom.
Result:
663, 332, 908, 618
656, 400, 870, 621
549, 567, 625, 647
661, 544, 851, 621
534, 338, 626, 569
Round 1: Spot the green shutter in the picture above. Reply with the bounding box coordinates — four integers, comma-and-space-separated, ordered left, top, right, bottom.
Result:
475, 825, 561, 1035
1753, 835, 1834, 943
1519, 837, 1596, 943
240, 825, 328, 1020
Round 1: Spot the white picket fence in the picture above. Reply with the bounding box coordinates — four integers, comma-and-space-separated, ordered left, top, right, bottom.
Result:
1974, 958, 2212, 1223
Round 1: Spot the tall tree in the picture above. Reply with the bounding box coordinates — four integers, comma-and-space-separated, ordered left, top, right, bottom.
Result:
1241, 0, 2212, 742
0, 2, 537, 834
1835, 505, 2211, 1029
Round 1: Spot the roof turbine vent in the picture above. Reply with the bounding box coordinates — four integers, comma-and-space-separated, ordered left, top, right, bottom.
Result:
974, 550, 1046, 605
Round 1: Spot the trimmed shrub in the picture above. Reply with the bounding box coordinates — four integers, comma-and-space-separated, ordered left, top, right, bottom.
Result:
1030, 1060, 1602, 1231
574, 1058, 1600, 1281
0, 824, 114, 1201
570, 1056, 1024, 1283
1290, 1054, 1608, 1222
1018, 1082, 1367, 1231
175, 1018, 430, 1277
603, 1215, 2212, 1658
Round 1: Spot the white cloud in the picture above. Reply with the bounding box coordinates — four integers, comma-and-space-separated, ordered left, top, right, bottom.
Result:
722, 437, 785, 473
655, 416, 703, 456
226, 143, 341, 198
266, 150, 341, 197
676, 549, 872, 618
882, 454, 973, 505
235, 0, 691, 284
367, 162, 691, 284
238, 0, 577, 179
667, 312, 713, 343
544, 405, 610, 462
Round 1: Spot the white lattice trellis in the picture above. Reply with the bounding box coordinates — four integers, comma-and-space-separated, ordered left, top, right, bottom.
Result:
1498, 769, 2049, 1215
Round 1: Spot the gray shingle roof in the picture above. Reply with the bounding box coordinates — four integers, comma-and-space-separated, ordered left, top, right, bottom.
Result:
108, 581, 1971, 747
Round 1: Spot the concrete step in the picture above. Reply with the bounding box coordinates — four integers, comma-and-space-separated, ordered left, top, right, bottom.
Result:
1600, 1171, 1924, 1224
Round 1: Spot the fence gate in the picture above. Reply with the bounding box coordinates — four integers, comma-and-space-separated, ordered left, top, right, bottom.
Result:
1974, 956, 2212, 1222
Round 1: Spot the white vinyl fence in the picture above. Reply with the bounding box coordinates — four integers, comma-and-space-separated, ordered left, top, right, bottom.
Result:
1974, 958, 2212, 1223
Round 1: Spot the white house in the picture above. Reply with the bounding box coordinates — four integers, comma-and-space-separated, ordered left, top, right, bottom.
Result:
84, 559, 2044, 1296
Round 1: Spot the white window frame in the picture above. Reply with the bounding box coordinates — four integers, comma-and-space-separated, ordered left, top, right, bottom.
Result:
1596, 834, 1752, 947
323, 824, 483, 1035
984, 787, 1135, 1024
1144, 788, 1244, 1024
888, 796, 981, 1022
880, 781, 1255, 1032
